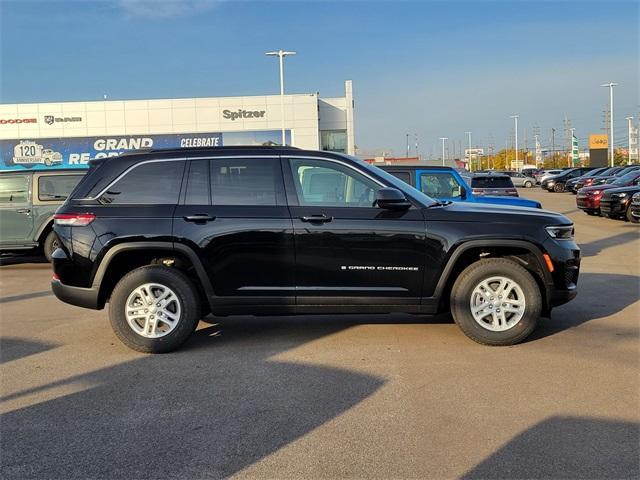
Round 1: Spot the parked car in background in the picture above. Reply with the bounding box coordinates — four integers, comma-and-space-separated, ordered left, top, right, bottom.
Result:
565, 167, 609, 193
572, 167, 623, 192
469, 173, 519, 196
497, 171, 536, 188
0, 169, 84, 261
522, 167, 541, 179
541, 167, 595, 192
599, 185, 640, 222
590, 165, 640, 186
629, 192, 640, 223
380, 166, 541, 207
576, 170, 640, 215
536, 169, 563, 184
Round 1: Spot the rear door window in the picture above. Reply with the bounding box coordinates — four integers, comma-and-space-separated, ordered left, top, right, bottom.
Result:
210, 158, 284, 206
100, 161, 185, 204
0, 175, 30, 204
471, 176, 513, 189
38, 175, 83, 201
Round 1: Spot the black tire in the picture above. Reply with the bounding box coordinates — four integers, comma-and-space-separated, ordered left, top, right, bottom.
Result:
109, 266, 201, 353
585, 210, 598, 216
553, 183, 565, 193
450, 258, 542, 346
524, 181, 533, 188
43, 230, 59, 263
627, 207, 639, 223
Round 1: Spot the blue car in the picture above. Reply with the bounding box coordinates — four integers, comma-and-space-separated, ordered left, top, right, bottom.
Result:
378, 165, 542, 208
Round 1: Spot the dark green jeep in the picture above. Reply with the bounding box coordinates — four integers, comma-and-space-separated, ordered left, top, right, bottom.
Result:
0, 169, 84, 261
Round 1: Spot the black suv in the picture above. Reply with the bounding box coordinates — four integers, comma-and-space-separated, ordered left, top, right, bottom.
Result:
51, 147, 580, 352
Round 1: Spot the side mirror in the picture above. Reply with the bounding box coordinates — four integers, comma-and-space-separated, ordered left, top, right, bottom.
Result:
459, 186, 467, 199
374, 188, 411, 210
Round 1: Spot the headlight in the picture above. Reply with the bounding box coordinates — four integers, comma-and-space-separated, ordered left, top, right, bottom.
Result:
612, 192, 628, 198
546, 225, 574, 240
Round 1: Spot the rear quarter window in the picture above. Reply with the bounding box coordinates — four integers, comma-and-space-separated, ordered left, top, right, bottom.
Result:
100, 161, 185, 204
38, 175, 83, 201
470, 176, 514, 188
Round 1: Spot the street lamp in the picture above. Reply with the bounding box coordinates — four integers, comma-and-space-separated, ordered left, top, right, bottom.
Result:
265, 50, 296, 146
439, 137, 448, 166
510, 115, 519, 170
465, 131, 472, 171
626, 116, 634, 165
601, 82, 618, 167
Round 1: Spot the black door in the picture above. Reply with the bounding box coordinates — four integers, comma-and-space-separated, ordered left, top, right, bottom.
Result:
283, 157, 427, 310
173, 157, 295, 310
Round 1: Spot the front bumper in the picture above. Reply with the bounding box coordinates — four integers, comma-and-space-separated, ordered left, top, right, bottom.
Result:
600, 197, 628, 216
576, 195, 601, 211
541, 237, 581, 310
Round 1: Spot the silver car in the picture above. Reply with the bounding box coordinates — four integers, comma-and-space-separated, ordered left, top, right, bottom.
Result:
499, 171, 536, 188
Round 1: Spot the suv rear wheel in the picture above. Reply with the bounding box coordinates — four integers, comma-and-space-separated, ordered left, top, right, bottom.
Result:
109, 266, 201, 353
43, 230, 59, 263
450, 258, 541, 346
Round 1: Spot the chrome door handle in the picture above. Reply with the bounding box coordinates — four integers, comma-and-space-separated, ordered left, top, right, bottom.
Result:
16, 209, 31, 215
300, 214, 333, 223
183, 214, 216, 223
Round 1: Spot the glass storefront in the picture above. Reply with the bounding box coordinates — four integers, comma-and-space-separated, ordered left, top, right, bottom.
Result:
321, 130, 347, 153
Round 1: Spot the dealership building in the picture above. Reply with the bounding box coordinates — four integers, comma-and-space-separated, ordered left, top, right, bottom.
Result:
0, 80, 354, 171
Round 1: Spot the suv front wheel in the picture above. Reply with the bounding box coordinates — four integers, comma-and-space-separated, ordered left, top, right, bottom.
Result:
109, 266, 201, 353
450, 258, 541, 346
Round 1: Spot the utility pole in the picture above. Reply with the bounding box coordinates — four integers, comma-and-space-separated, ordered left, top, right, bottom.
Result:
439, 137, 448, 166
406, 133, 410, 158
601, 82, 618, 167
510, 115, 519, 170
414, 133, 419, 160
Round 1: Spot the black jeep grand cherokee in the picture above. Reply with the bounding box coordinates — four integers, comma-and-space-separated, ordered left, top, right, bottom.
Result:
51, 146, 580, 352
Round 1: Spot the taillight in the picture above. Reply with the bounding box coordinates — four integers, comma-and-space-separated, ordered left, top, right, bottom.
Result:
507, 189, 518, 195
54, 213, 96, 226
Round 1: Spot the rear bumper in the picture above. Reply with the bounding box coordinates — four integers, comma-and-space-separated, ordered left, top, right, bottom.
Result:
51, 279, 100, 310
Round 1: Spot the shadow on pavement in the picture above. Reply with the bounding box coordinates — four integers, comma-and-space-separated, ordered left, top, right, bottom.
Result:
579, 231, 640, 257
0, 337, 58, 364
0, 254, 47, 267
1, 317, 385, 479
463, 416, 640, 479
531, 272, 639, 341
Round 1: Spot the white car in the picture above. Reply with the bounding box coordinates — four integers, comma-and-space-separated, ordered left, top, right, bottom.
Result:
12, 141, 63, 167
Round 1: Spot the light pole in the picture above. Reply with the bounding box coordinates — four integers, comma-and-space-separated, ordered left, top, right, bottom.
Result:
510, 115, 519, 170
265, 50, 296, 146
601, 82, 618, 167
465, 131, 472, 171
439, 137, 448, 166
406, 133, 410, 158
626, 116, 633, 165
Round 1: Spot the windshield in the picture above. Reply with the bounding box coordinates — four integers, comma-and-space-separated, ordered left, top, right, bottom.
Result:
471, 176, 513, 188
337, 154, 438, 206
612, 171, 639, 185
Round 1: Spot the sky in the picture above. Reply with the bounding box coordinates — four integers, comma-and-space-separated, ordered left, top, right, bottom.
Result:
1, 0, 638, 157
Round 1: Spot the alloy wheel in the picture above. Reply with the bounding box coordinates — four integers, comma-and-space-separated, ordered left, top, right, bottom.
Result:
125, 283, 182, 338
469, 276, 526, 332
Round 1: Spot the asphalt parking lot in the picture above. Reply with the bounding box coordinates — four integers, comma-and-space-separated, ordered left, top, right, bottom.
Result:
1, 189, 639, 479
